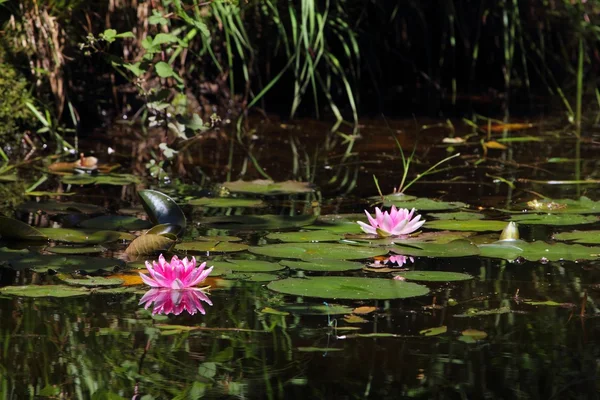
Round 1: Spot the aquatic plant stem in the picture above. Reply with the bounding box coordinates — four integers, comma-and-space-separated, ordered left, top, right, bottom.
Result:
575, 37, 583, 139
400, 153, 461, 194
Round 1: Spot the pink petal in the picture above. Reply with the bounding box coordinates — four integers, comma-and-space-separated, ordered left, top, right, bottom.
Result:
357, 221, 377, 234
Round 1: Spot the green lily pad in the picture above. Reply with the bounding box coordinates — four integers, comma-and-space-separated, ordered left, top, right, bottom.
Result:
383, 197, 468, 211
420, 326, 448, 336
274, 303, 354, 315
38, 228, 123, 244
249, 243, 388, 261
0, 216, 47, 240
125, 234, 176, 256
0, 285, 90, 298
61, 276, 124, 287
296, 347, 343, 353
304, 214, 365, 234
62, 173, 141, 186
188, 197, 266, 208
553, 230, 600, 244
211, 260, 284, 272
388, 239, 480, 258
509, 214, 597, 226
138, 190, 187, 229
8, 255, 126, 273
459, 329, 488, 343
192, 235, 242, 242
454, 306, 515, 317
478, 239, 600, 261
79, 216, 152, 231
392, 271, 473, 282
267, 277, 429, 300
424, 219, 507, 232
46, 245, 106, 254
279, 259, 364, 272
518, 196, 600, 214
346, 231, 473, 246
523, 300, 571, 307
202, 214, 317, 231
222, 179, 314, 195
17, 201, 105, 215
175, 241, 249, 253
266, 231, 342, 242
429, 212, 484, 220
222, 272, 279, 282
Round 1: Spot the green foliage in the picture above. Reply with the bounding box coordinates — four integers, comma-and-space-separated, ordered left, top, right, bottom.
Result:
0, 62, 34, 145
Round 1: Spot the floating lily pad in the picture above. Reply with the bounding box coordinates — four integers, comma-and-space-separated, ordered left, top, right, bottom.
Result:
553, 230, 600, 244
518, 196, 600, 214
522, 300, 571, 307
266, 231, 342, 243
38, 228, 123, 244
61, 276, 124, 287
459, 329, 488, 343
383, 197, 468, 211
8, 255, 126, 273
267, 277, 429, 300
296, 347, 343, 352
429, 212, 485, 220
192, 235, 242, 242
425, 220, 507, 232
188, 197, 266, 208
454, 306, 515, 317
222, 272, 279, 282
202, 214, 316, 231
222, 180, 314, 195
279, 259, 364, 272
0, 285, 90, 298
420, 326, 448, 336
249, 243, 388, 261
175, 241, 249, 253
211, 259, 284, 273
392, 271, 473, 282
274, 303, 354, 315
478, 240, 600, 261
46, 245, 106, 254
346, 231, 473, 246
138, 190, 187, 229
0, 217, 46, 240
388, 239, 480, 258
62, 173, 140, 186
79, 216, 152, 231
509, 214, 597, 226
125, 234, 176, 256
17, 201, 105, 215
304, 214, 365, 234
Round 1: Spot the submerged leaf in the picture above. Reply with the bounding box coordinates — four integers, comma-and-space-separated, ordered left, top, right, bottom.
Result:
267, 277, 429, 300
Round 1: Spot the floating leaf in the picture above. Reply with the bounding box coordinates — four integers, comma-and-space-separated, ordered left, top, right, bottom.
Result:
425, 219, 507, 232
275, 303, 354, 315
46, 245, 106, 254
80, 216, 152, 231
266, 231, 342, 242
383, 197, 468, 211
222, 180, 314, 195
344, 314, 368, 323
428, 212, 484, 220
7, 255, 125, 273
192, 235, 242, 242
175, 241, 249, 253
388, 239, 480, 258
146, 223, 184, 236
17, 201, 105, 215
553, 230, 600, 244
222, 272, 279, 282
279, 259, 364, 272
454, 307, 516, 317
0, 285, 90, 298
202, 214, 316, 231
188, 197, 266, 208
125, 234, 175, 256
304, 214, 365, 234
392, 271, 473, 282
267, 277, 429, 300
518, 196, 600, 214
0, 216, 46, 240
138, 190, 186, 229
459, 329, 487, 343
296, 347, 343, 353
346, 231, 473, 246
420, 326, 448, 336
522, 300, 572, 307
38, 228, 123, 244
62, 173, 140, 186
61, 276, 124, 287
353, 306, 377, 315
478, 240, 600, 261
249, 243, 388, 261
211, 260, 284, 272
510, 214, 597, 226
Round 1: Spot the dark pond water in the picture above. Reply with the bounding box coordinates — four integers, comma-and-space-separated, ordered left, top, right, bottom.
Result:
1, 117, 600, 399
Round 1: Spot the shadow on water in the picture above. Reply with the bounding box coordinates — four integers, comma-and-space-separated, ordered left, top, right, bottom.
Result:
1, 116, 600, 398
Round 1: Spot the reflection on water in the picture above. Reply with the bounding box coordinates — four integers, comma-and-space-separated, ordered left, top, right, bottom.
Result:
139, 288, 213, 315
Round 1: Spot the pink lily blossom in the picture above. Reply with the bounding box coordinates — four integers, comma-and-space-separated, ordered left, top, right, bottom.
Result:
139, 288, 212, 315
357, 206, 425, 237
388, 255, 415, 267
140, 254, 213, 289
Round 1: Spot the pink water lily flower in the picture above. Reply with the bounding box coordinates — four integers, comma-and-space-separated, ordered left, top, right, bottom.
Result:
139, 288, 212, 315
357, 206, 425, 237
140, 254, 213, 289
388, 255, 414, 267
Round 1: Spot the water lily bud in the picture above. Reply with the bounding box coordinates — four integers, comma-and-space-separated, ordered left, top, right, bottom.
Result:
499, 222, 520, 241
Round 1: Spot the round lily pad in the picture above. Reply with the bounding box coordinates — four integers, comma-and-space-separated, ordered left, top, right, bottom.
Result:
279, 259, 364, 272
79, 216, 152, 231
222, 179, 314, 195
510, 214, 597, 226
202, 215, 316, 231
388, 239, 480, 258
37, 228, 123, 244
478, 240, 600, 261
267, 277, 430, 300
266, 231, 342, 243
188, 197, 266, 208
383, 198, 468, 211
61, 276, 125, 287
425, 220, 507, 232
392, 271, 473, 282
249, 243, 388, 260
429, 212, 484, 220
0, 285, 90, 298
6, 254, 125, 273
193, 235, 242, 242
211, 260, 284, 272
553, 230, 600, 244
46, 245, 106, 254
273, 303, 354, 315
222, 272, 279, 282
175, 241, 249, 253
